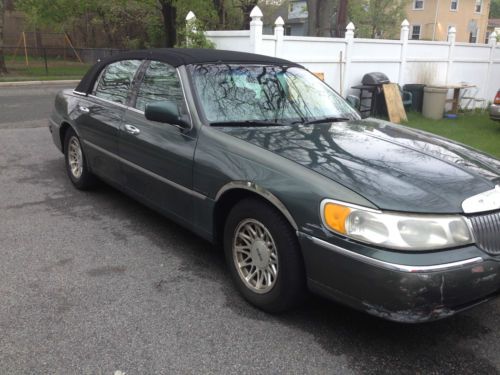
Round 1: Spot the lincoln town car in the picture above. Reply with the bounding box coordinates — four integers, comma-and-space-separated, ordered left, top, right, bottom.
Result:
49, 49, 500, 323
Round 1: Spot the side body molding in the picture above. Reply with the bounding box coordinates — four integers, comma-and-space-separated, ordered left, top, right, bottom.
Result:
215, 181, 298, 231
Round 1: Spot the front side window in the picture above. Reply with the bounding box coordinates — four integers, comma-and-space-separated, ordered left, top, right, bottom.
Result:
413, 0, 424, 9
134, 61, 184, 112
450, 0, 458, 11
93, 60, 142, 104
190, 64, 358, 125
411, 25, 421, 40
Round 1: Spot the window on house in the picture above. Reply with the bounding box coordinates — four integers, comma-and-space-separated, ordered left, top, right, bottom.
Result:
485, 31, 490, 44
474, 0, 482, 13
413, 0, 424, 10
450, 0, 458, 11
285, 26, 292, 36
411, 25, 421, 40
469, 28, 478, 43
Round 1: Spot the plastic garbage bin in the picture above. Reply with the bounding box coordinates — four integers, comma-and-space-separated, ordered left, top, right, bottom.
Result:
422, 86, 448, 120
403, 84, 426, 112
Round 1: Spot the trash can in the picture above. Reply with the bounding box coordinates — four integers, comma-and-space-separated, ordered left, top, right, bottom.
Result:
403, 84, 426, 112
422, 86, 448, 120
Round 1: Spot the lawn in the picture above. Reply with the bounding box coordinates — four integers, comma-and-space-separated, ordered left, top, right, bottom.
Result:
404, 112, 500, 159
1, 54, 90, 82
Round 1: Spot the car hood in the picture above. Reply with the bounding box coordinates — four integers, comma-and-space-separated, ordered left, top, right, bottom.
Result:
216, 119, 500, 213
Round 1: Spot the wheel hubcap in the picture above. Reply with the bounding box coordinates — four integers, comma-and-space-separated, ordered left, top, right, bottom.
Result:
233, 219, 278, 294
68, 136, 83, 179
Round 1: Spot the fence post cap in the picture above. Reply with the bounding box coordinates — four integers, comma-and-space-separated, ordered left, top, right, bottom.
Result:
250, 6, 263, 19
346, 22, 355, 31
448, 26, 456, 33
490, 31, 497, 38
186, 11, 196, 21
401, 19, 409, 27
275, 16, 285, 26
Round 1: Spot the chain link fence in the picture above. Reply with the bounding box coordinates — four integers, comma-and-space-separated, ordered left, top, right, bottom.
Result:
2, 47, 128, 80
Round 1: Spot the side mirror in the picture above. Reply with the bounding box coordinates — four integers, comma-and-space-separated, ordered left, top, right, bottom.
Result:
144, 101, 189, 129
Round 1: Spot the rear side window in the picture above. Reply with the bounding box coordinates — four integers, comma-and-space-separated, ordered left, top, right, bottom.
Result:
93, 60, 142, 104
135, 61, 184, 112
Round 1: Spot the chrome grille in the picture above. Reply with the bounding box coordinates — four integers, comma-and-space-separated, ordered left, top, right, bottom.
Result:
469, 211, 500, 255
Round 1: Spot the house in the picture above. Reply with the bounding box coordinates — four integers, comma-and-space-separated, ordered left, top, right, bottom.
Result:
263, 0, 308, 36
406, 0, 491, 43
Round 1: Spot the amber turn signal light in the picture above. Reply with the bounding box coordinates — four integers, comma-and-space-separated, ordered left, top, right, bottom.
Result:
323, 203, 352, 234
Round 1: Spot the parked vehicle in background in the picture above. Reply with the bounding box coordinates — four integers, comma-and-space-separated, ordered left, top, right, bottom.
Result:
490, 90, 500, 121
49, 49, 500, 323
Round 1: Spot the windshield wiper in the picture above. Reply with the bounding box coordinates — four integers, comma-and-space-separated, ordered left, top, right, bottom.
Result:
210, 120, 287, 127
302, 116, 351, 125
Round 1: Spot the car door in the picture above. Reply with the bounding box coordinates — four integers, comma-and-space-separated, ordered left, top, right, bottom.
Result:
119, 60, 198, 223
76, 59, 142, 184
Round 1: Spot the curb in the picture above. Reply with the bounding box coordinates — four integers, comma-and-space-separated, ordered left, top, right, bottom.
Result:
0, 80, 80, 88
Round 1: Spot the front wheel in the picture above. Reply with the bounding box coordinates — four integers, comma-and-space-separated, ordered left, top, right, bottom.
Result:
224, 198, 307, 313
64, 128, 96, 190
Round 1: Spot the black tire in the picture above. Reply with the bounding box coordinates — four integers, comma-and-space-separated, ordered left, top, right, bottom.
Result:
224, 197, 307, 313
63, 128, 96, 190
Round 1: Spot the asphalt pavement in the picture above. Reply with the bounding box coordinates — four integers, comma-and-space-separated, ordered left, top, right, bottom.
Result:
1, 84, 500, 374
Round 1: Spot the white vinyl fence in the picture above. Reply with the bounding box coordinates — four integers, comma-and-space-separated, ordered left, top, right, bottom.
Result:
193, 6, 500, 106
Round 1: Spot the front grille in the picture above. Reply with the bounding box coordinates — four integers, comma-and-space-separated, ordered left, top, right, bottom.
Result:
469, 211, 500, 255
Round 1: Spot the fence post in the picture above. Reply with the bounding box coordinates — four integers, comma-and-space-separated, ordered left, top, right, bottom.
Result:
43, 48, 48, 75
484, 31, 498, 102
274, 16, 284, 57
398, 19, 409, 85
445, 26, 456, 85
186, 11, 196, 47
249, 6, 263, 54
342, 22, 355, 97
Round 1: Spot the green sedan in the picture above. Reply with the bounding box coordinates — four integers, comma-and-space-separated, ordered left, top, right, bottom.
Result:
49, 49, 500, 323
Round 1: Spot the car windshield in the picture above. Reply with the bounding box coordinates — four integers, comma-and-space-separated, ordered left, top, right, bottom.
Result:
190, 64, 359, 125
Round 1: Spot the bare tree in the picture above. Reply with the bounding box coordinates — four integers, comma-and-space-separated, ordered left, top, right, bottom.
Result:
0, 0, 8, 75
158, 0, 177, 47
307, 0, 335, 37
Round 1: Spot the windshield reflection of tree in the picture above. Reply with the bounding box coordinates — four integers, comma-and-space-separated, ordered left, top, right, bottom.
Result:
193, 64, 353, 123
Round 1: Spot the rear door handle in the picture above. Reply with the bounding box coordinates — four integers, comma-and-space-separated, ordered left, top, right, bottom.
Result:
78, 105, 89, 113
123, 124, 140, 135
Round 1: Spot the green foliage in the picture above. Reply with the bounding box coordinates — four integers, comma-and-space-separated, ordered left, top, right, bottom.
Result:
176, 19, 215, 49
491, 0, 500, 18
348, 0, 410, 39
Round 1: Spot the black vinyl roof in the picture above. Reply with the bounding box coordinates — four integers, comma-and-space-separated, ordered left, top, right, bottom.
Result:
75, 48, 301, 94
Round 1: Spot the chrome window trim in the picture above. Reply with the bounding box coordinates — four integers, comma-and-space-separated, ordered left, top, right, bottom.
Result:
176, 66, 194, 131
306, 234, 484, 273
83, 140, 206, 200
73, 90, 88, 96
462, 185, 500, 213
215, 181, 298, 231
88, 94, 130, 110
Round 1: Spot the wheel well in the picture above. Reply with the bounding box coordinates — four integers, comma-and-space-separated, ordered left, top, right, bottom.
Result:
213, 188, 294, 248
59, 122, 72, 153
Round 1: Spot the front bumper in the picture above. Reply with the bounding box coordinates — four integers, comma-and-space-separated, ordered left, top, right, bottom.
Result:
299, 233, 500, 323
490, 104, 500, 121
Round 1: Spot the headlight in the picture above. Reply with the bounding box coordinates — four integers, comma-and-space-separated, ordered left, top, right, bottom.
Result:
321, 200, 473, 250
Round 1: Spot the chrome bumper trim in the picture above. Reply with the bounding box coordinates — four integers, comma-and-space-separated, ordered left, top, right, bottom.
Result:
306, 235, 484, 273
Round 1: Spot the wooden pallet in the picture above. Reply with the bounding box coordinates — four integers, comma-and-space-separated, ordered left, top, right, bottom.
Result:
382, 83, 407, 123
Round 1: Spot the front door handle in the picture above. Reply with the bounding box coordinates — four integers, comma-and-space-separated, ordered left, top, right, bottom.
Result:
123, 124, 140, 135
78, 105, 90, 113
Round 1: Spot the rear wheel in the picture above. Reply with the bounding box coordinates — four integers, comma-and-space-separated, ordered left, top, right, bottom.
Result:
224, 198, 307, 312
64, 128, 96, 190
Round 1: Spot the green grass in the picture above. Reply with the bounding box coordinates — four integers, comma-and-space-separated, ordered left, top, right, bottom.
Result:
1, 54, 90, 82
403, 112, 500, 159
